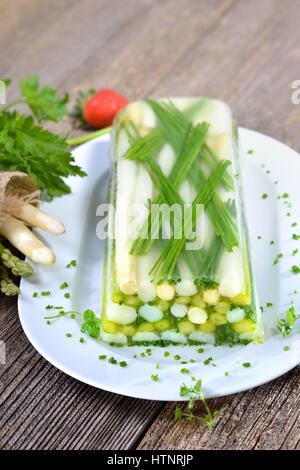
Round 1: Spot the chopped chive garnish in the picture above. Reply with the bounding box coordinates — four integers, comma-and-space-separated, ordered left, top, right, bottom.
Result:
293, 234, 300, 240
248, 150, 254, 154
174, 355, 181, 361
225, 371, 229, 376
293, 249, 299, 256
292, 222, 297, 227
242, 362, 251, 368
196, 348, 204, 353
283, 346, 289, 351
282, 193, 289, 198
45, 305, 53, 310
203, 357, 213, 365
46, 320, 50, 325
291, 265, 300, 274
33, 292, 38, 298
164, 351, 170, 357
41, 291, 51, 296
60, 282, 68, 290
79, 338, 84, 343
66, 260, 77, 268
65, 333, 72, 338
266, 302, 273, 307
108, 357, 117, 365
270, 240, 274, 245
151, 374, 159, 382
181, 368, 189, 374
119, 361, 127, 367
64, 293, 70, 298
99, 355, 107, 360
262, 194, 268, 199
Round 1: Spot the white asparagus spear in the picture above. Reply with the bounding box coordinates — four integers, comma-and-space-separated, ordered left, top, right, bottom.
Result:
115, 142, 138, 294
0, 218, 55, 265
12, 203, 65, 235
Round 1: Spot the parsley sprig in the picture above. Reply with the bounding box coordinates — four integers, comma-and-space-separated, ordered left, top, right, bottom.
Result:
277, 305, 300, 337
0, 75, 86, 199
174, 380, 227, 429
44, 308, 100, 339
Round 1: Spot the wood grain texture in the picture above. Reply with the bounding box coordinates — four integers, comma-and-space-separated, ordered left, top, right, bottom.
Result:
0, 0, 299, 450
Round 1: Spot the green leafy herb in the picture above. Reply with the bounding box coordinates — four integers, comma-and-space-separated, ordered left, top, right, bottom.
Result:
242, 362, 251, 368
99, 355, 107, 360
283, 346, 289, 351
292, 234, 300, 240
181, 368, 190, 374
41, 291, 51, 296
60, 282, 68, 290
119, 361, 128, 368
262, 193, 268, 199
81, 309, 100, 339
0, 76, 86, 199
175, 379, 227, 429
277, 305, 300, 337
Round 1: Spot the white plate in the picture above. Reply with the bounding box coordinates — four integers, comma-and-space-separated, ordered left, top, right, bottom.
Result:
18, 129, 300, 401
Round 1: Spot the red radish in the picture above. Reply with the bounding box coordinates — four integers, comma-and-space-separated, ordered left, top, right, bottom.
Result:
83, 89, 128, 128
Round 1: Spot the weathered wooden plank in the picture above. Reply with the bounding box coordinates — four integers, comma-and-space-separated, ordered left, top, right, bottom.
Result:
137, 367, 300, 450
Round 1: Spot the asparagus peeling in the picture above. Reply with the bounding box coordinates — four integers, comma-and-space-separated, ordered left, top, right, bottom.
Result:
100, 98, 263, 346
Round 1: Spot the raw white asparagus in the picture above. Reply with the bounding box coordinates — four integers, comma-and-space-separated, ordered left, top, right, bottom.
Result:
0, 218, 55, 265
13, 203, 65, 235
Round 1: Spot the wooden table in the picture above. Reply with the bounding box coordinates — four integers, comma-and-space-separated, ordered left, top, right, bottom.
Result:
1, 0, 299, 450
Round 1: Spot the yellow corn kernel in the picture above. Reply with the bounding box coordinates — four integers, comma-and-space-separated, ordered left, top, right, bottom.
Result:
102, 318, 119, 334
111, 292, 124, 304
138, 322, 155, 333
178, 320, 195, 335
153, 318, 170, 331
209, 313, 227, 326
124, 295, 141, 308
231, 293, 251, 306
199, 321, 216, 333
175, 296, 191, 305
214, 300, 231, 314
191, 294, 206, 308
120, 325, 137, 336
233, 319, 255, 334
